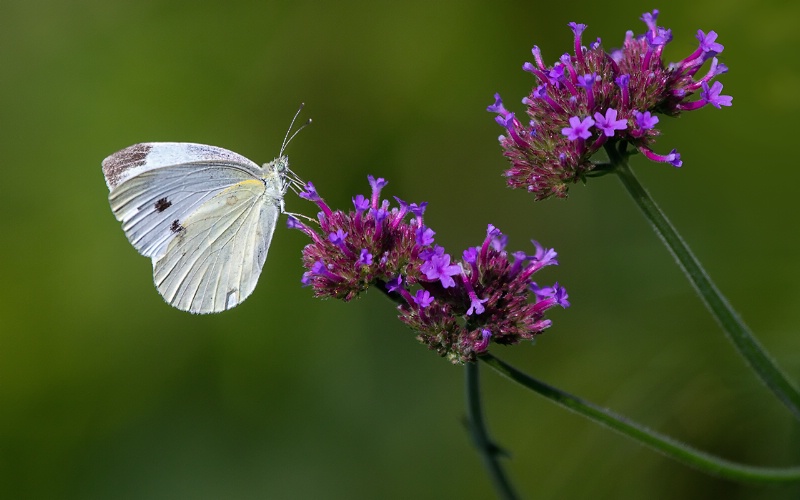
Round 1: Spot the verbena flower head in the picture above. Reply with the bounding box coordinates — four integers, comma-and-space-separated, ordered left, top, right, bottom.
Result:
291, 176, 569, 364
488, 10, 732, 200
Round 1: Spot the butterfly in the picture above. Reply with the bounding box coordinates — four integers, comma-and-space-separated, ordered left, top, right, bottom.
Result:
102, 112, 307, 314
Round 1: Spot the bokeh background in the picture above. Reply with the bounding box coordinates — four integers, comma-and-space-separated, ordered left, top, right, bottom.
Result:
2, 1, 799, 498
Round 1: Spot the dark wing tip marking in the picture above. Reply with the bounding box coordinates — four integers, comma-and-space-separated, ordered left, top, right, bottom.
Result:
155, 197, 172, 212
102, 143, 153, 189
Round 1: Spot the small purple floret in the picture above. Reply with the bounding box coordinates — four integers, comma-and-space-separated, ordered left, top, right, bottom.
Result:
386, 275, 403, 293
633, 110, 659, 130
286, 216, 305, 230
368, 175, 388, 208
553, 283, 571, 308
357, 249, 373, 266
474, 329, 492, 352
487, 93, 510, 115
413, 289, 434, 308
420, 246, 462, 289
415, 226, 435, 246
409, 202, 428, 218
329, 229, 348, 246
593, 108, 627, 137
462, 247, 478, 264
562, 116, 595, 140
697, 30, 724, 55
701, 81, 732, 109
531, 240, 558, 266
467, 293, 488, 316
352, 194, 369, 212
299, 182, 320, 202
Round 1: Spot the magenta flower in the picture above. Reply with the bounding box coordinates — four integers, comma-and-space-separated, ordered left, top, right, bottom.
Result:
292, 176, 569, 363
488, 10, 731, 200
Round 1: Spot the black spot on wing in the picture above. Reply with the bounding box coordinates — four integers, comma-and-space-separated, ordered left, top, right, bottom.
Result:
155, 197, 172, 212
102, 143, 153, 188
170, 219, 184, 233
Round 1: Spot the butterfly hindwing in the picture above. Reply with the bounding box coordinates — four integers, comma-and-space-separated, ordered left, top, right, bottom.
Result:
152, 179, 281, 314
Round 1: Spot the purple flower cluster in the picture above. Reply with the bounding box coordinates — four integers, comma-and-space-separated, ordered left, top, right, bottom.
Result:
488, 10, 732, 200
290, 176, 569, 363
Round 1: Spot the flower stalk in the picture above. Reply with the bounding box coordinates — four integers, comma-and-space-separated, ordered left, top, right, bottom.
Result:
607, 144, 800, 420
465, 361, 519, 500
480, 353, 800, 483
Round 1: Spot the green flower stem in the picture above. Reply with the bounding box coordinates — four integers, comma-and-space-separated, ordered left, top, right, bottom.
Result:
480, 353, 800, 483
465, 361, 519, 500
608, 147, 800, 420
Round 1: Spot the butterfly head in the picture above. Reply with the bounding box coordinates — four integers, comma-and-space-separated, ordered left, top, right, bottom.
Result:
266, 155, 290, 174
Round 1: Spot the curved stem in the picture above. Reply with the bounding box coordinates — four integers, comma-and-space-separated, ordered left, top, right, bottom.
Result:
607, 146, 800, 420
480, 353, 800, 483
465, 361, 520, 500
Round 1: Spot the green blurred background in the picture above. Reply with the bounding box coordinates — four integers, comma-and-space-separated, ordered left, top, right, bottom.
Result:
2, 0, 799, 498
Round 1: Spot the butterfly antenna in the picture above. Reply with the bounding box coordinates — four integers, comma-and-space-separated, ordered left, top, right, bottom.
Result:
280, 103, 312, 156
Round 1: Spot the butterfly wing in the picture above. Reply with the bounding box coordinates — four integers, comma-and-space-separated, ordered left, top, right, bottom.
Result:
152, 179, 282, 313
103, 143, 262, 259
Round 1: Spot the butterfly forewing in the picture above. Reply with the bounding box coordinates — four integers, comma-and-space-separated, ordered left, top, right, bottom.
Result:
103, 143, 264, 259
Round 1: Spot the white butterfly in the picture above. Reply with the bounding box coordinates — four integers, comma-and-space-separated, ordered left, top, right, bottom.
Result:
102, 120, 306, 314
